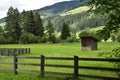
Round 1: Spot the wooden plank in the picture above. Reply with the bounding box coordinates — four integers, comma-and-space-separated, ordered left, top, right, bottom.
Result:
0, 68, 13, 71
14, 55, 18, 75
79, 58, 120, 62
18, 62, 40, 66
78, 74, 120, 80
41, 55, 45, 77
0, 62, 14, 64
74, 56, 79, 79
17, 56, 41, 59
78, 66, 120, 72
45, 64, 74, 68
0, 56, 13, 58
45, 57, 73, 60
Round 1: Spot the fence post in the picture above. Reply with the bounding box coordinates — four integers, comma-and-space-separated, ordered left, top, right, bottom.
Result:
41, 55, 45, 77
28, 48, 30, 53
1, 50, 4, 56
14, 55, 18, 75
74, 56, 79, 79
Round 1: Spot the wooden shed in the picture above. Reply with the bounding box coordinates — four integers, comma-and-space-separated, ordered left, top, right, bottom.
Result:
81, 36, 99, 51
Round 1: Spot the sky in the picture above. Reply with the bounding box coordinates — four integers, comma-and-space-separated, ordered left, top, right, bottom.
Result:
0, 0, 70, 19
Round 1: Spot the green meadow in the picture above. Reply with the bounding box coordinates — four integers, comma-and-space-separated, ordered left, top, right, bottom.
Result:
0, 42, 120, 80
60, 6, 89, 16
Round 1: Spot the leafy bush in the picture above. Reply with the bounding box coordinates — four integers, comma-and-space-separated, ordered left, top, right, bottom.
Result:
37, 36, 48, 43
111, 35, 116, 42
48, 34, 57, 43
117, 35, 120, 43
20, 32, 37, 44
79, 30, 100, 40
99, 47, 120, 77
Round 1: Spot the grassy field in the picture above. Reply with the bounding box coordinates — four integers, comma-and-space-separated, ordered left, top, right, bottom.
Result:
60, 6, 89, 16
0, 42, 120, 80
0, 22, 5, 27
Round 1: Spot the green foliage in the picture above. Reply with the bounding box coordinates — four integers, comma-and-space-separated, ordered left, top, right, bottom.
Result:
20, 32, 37, 44
45, 20, 56, 43
34, 12, 44, 37
61, 22, 71, 40
44, 11, 106, 32
46, 20, 54, 35
48, 34, 57, 43
117, 35, 120, 43
89, 0, 120, 34
97, 29, 110, 41
37, 36, 47, 43
99, 47, 120, 77
79, 30, 100, 40
111, 35, 116, 42
22, 11, 35, 34
5, 7, 22, 43
0, 26, 3, 34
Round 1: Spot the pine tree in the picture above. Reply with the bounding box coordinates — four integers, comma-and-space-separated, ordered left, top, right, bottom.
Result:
61, 22, 71, 40
46, 20, 54, 36
5, 7, 14, 32
5, 7, 21, 43
46, 20, 55, 43
20, 10, 26, 30
13, 8, 22, 43
23, 11, 35, 34
34, 12, 44, 37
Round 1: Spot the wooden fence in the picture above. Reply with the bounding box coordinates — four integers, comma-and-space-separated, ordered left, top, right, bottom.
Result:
0, 55, 120, 79
0, 48, 30, 56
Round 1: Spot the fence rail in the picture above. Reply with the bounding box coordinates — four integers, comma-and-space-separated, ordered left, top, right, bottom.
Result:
0, 48, 30, 56
0, 55, 120, 79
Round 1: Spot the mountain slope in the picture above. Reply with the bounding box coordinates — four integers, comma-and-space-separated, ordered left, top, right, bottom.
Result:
43, 5, 106, 32
34, 1, 81, 18
60, 6, 89, 16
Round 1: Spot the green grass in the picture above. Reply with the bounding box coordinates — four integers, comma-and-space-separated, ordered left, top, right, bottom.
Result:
60, 6, 89, 16
0, 42, 120, 80
0, 22, 5, 27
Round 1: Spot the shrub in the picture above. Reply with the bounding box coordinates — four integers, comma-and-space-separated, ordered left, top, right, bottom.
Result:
117, 35, 120, 43
67, 37, 76, 43
20, 32, 37, 44
79, 30, 100, 41
48, 34, 57, 43
37, 36, 48, 43
99, 47, 120, 77
111, 35, 116, 42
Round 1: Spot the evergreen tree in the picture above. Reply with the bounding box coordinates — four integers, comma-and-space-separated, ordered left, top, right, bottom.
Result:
46, 20, 54, 35
0, 26, 3, 34
61, 22, 71, 40
5, 7, 14, 32
20, 10, 26, 30
5, 7, 21, 43
46, 20, 55, 43
23, 11, 35, 34
13, 8, 22, 43
34, 12, 44, 37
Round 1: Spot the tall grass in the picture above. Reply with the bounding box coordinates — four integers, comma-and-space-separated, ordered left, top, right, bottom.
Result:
0, 42, 119, 80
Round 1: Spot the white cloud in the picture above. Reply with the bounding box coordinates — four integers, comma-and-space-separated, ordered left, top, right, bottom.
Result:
0, 0, 70, 19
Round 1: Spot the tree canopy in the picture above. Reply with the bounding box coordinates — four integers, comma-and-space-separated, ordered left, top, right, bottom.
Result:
88, 0, 120, 33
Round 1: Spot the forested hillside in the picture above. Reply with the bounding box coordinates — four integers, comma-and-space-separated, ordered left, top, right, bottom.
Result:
43, 7, 106, 32
34, 0, 84, 18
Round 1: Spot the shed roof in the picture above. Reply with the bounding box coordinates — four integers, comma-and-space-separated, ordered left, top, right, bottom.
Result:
80, 36, 99, 41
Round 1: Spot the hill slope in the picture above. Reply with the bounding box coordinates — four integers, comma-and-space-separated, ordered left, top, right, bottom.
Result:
60, 6, 89, 16
34, 1, 82, 18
